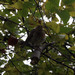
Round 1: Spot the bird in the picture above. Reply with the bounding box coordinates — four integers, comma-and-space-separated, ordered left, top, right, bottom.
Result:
25, 25, 45, 47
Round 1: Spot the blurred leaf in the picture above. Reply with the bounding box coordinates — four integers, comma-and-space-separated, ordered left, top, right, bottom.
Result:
0, 33, 3, 40
69, 34, 74, 43
3, 9, 10, 14
19, 2, 34, 17
18, 7, 28, 17
46, 22, 60, 33
3, 21, 17, 33
63, 0, 75, 5
23, 2, 34, 8
60, 26, 72, 33
10, 16, 19, 23
0, 60, 6, 66
0, 10, 6, 16
70, 11, 75, 17
7, 1, 23, 9
57, 10, 70, 24
65, 34, 68, 40
45, 0, 59, 12
38, 69, 43, 75
6, 0, 13, 4
69, 46, 75, 51
29, 0, 34, 2
4, 63, 21, 75
41, 62, 46, 69
72, 2, 75, 9
35, 12, 41, 18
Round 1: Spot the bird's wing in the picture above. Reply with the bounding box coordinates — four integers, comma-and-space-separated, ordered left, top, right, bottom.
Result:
26, 29, 35, 42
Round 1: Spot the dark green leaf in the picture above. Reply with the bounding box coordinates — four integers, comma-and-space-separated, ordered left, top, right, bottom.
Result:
63, 0, 75, 5
23, 2, 34, 8
6, 0, 13, 4
3, 21, 17, 33
45, 0, 59, 12
29, 0, 34, 2
57, 10, 70, 24
60, 26, 72, 33
19, 8, 28, 17
10, 16, 19, 23
3, 9, 10, 14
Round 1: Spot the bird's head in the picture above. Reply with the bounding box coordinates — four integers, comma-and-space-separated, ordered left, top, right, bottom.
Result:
36, 25, 43, 31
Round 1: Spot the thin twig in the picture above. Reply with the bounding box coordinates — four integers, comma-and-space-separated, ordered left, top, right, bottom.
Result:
34, 0, 50, 36
67, 29, 75, 35
7, 56, 22, 75
21, 17, 29, 35
0, 16, 29, 35
63, 43, 75, 58
42, 53, 74, 71
54, 47, 75, 63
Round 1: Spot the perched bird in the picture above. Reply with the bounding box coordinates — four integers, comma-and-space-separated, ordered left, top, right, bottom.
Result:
26, 25, 45, 47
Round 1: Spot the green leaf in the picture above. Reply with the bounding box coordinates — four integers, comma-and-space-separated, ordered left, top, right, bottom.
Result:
10, 16, 19, 24
70, 11, 75, 16
6, 0, 12, 4
69, 46, 75, 51
18, 2, 30, 17
19, 2, 34, 17
4, 21, 17, 33
0, 33, 3, 39
0, 10, 6, 16
63, 0, 75, 5
0, 60, 6, 66
23, 2, 34, 8
45, 0, 59, 12
60, 26, 72, 33
46, 22, 60, 33
35, 12, 41, 18
3, 9, 10, 14
41, 62, 46, 69
29, 0, 34, 2
38, 69, 43, 75
19, 8, 28, 17
8, 1, 23, 9
57, 10, 70, 24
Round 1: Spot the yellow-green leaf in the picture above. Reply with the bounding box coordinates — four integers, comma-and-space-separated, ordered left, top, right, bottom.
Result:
65, 34, 69, 40
8, 1, 23, 9
38, 69, 43, 75
72, 2, 75, 8
24, 0, 29, 2
70, 11, 75, 16
57, 10, 70, 24
41, 62, 46, 69
69, 46, 75, 50
46, 22, 60, 33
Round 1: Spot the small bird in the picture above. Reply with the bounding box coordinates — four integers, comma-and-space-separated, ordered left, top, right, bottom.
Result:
26, 25, 45, 47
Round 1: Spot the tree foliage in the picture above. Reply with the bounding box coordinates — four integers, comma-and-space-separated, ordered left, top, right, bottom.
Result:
0, 0, 75, 75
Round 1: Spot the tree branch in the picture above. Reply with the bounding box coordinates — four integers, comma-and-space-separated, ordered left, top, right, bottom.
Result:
7, 56, 22, 75
0, 16, 29, 35
67, 29, 75, 35
63, 42, 75, 58
53, 47, 75, 63
30, 42, 55, 65
21, 17, 29, 35
34, 0, 50, 36
42, 53, 74, 71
